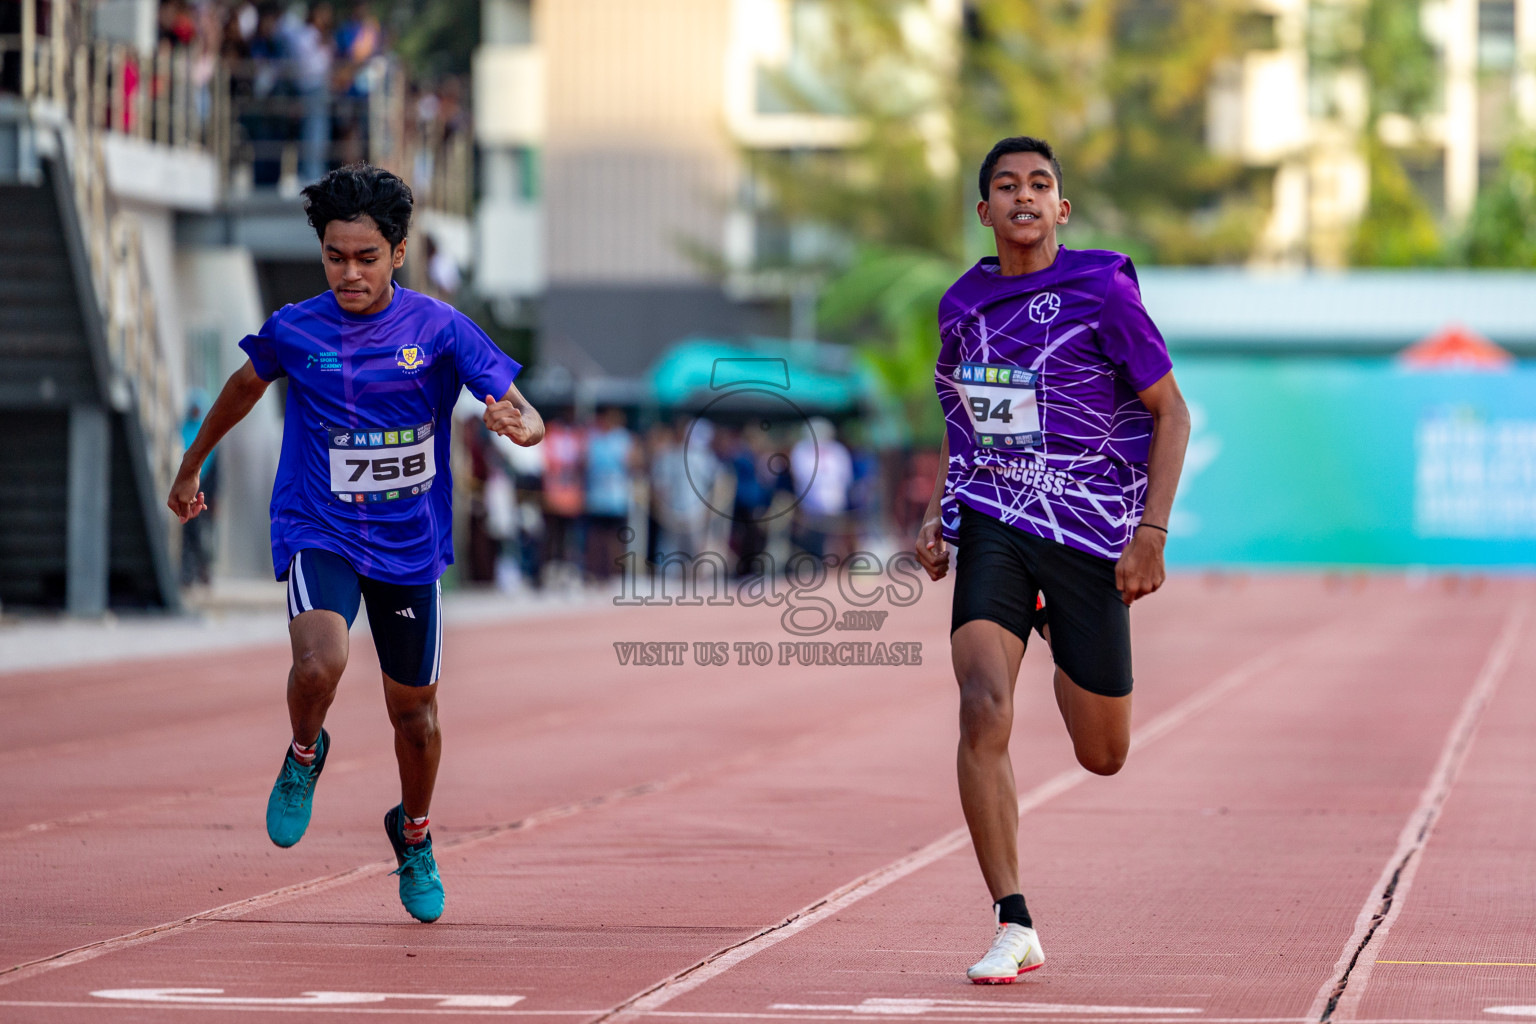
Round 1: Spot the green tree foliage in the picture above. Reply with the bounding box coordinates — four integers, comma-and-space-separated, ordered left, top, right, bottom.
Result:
1340, 0, 1444, 265
1457, 137, 1536, 266
747, 0, 969, 260
819, 245, 959, 442
757, 0, 1260, 264
968, 0, 1263, 262
1349, 139, 1443, 266
747, 0, 1260, 437
1356, 0, 1438, 116
377, 0, 479, 81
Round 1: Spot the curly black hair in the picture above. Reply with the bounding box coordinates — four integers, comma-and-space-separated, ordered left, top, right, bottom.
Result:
301, 163, 414, 248
978, 136, 1063, 201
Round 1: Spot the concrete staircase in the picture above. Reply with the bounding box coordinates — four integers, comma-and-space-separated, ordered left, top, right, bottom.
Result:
0, 167, 176, 611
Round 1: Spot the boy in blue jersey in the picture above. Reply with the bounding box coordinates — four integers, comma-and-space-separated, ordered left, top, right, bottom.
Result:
914, 138, 1190, 982
168, 164, 545, 923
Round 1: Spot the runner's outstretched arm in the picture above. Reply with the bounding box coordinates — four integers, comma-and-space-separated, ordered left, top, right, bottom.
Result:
167, 359, 272, 523
482, 380, 545, 447
915, 432, 951, 581
1114, 371, 1190, 605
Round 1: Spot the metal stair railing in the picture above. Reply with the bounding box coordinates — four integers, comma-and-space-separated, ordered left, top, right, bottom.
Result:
4, 0, 190, 594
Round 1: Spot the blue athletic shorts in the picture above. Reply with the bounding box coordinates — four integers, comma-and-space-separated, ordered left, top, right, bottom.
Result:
282, 548, 443, 687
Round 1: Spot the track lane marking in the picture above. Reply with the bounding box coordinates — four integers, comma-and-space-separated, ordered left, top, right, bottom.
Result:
90, 987, 524, 1006
770, 996, 1202, 1014
0, 1006, 1317, 1022
1309, 600, 1529, 1022
0, 713, 878, 989
0, 768, 707, 988
0, 1001, 593, 1016
592, 624, 1335, 1024
1377, 961, 1536, 967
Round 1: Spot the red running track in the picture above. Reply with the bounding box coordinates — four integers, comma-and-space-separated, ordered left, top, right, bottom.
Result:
2, 574, 1534, 1023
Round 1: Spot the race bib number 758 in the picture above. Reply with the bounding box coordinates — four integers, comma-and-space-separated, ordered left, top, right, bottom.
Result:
953, 363, 1043, 451
327, 423, 436, 503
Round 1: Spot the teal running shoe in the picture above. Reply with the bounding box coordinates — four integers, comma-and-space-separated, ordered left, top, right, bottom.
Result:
265, 728, 329, 848
385, 804, 444, 923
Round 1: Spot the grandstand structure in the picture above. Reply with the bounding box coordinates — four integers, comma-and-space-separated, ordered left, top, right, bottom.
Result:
0, 0, 467, 613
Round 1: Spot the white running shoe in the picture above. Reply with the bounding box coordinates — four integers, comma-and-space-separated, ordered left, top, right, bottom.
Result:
966, 922, 1045, 984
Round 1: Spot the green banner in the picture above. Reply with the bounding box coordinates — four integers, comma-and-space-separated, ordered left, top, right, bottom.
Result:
1169, 359, 1536, 567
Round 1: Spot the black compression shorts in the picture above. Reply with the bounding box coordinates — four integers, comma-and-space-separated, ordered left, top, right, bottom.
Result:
951, 502, 1133, 697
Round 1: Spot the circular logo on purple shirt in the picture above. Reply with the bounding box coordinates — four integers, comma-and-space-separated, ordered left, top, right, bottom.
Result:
1028, 292, 1061, 325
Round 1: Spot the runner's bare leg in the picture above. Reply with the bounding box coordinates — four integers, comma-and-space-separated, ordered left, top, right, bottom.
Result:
1052, 667, 1131, 776
287, 610, 349, 747
384, 676, 441, 820
1037, 621, 1132, 775
956, 619, 1133, 902
953, 619, 1026, 902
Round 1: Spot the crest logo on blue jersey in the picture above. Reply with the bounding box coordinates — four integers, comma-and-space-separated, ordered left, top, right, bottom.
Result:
1028, 291, 1061, 325
396, 343, 428, 373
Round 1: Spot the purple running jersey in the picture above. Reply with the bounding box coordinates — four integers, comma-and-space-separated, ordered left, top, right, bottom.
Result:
935, 248, 1172, 560
241, 285, 520, 584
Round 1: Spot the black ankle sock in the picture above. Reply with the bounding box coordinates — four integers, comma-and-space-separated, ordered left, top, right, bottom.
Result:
995, 893, 1032, 929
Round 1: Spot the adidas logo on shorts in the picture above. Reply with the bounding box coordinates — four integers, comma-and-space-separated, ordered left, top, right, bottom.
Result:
396, 608, 417, 619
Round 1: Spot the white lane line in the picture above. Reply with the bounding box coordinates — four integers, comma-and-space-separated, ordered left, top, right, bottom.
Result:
0, 770, 704, 988
770, 996, 1201, 1013
0, 1002, 595, 1016
0, 1008, 1317, 1023
1308, 601, 1528, 1023
654, 1019, 1302, 1024
0, 700, 900, 988
594, 625, 1332, 1023
649, 1018, 1305, 1024
90, 988, 524, 1007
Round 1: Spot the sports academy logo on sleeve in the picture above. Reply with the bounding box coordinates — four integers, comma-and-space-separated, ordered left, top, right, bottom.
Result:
395, 343, 430, 373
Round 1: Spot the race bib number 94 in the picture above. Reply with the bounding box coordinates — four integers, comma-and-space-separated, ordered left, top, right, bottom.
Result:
327, 423, 436, 503
953, 363, 1043, 451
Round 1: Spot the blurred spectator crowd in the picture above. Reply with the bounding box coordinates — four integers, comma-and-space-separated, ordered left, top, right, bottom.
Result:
148, 0, 464, 187
451, 402, 945, 594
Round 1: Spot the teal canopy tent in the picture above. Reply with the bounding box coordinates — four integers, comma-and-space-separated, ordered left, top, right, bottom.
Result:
649, 337, 879, 414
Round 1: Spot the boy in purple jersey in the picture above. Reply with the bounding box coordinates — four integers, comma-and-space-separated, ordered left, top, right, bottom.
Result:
914, 137, 1191, 982
167, 164, 545, 924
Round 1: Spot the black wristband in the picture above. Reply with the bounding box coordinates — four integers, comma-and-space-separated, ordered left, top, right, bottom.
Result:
1137, 522, 1168, 534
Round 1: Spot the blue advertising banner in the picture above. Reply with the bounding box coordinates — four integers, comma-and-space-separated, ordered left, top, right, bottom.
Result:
1168, 359, 1536, 567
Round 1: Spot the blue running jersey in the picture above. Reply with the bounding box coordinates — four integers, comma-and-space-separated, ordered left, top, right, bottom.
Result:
240, 286, 521, 584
